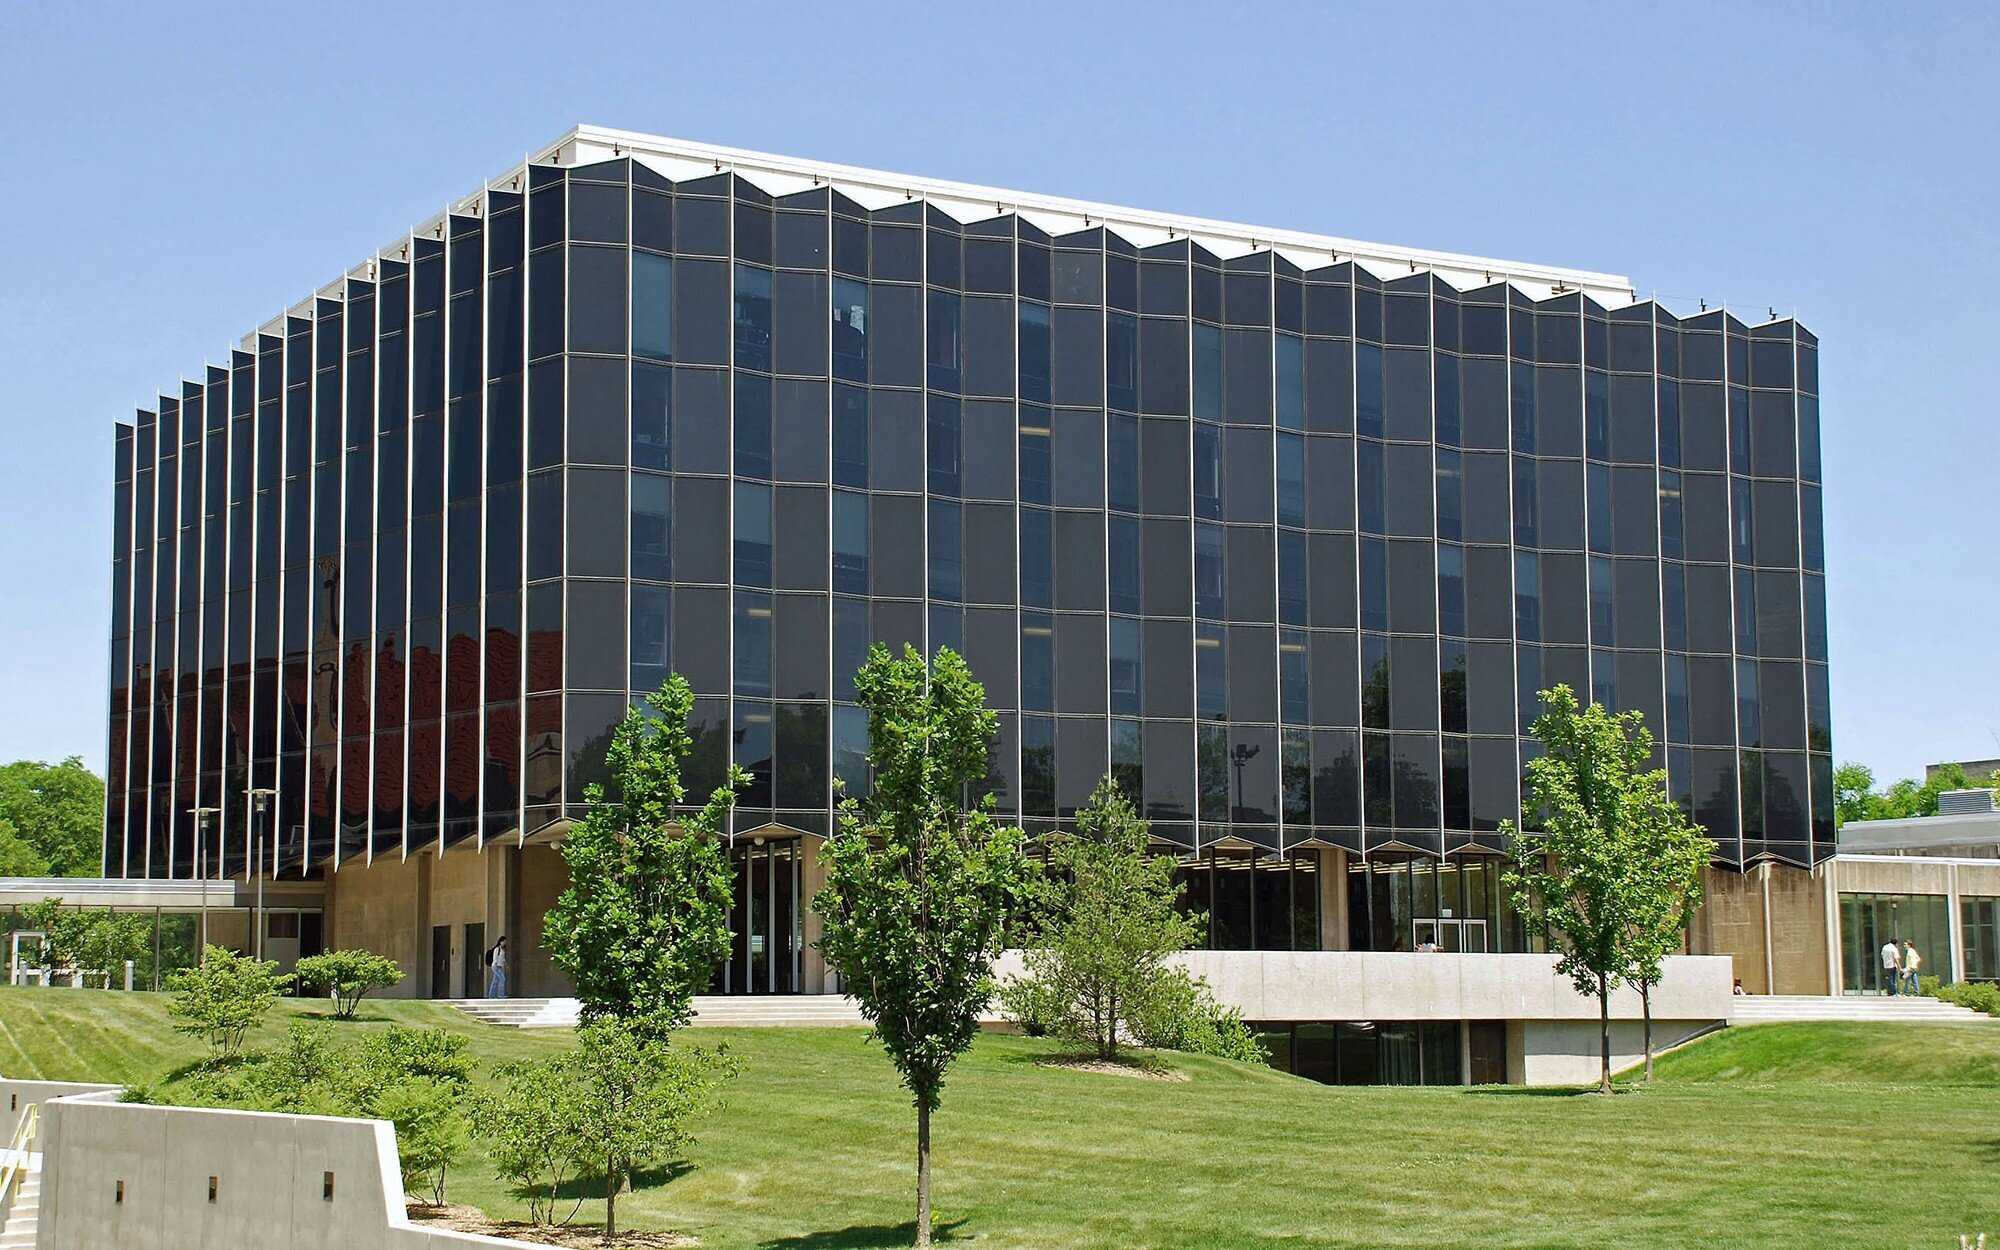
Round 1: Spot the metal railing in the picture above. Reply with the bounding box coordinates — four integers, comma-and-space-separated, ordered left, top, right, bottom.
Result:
0, 1100, 39, 1213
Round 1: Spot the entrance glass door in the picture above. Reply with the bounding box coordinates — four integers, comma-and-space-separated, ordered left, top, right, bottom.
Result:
1413, 918, 1489, 952
718, 838, 802, 994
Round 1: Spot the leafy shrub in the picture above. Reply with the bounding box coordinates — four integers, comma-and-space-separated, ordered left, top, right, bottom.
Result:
1927, 978, 2000, 1017
477, 1055, 584, 1226
996, 973, 1067, 1039
166, 945, 290, 1061
294, 950, 405, 1020
475, 1020, 737, 1231
376, 1079, 469, 1206
352, 1026, 475, 1098
185, 1019, 476, 1203
18, 899, 150, 986
1127, 968, 1269, 1064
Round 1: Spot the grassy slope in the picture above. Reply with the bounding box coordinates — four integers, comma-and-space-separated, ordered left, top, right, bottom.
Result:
2, 987, 1996, 1249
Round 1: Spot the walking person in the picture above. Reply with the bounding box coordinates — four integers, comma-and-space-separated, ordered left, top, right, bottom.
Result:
1900, 938, 1922, 996
484, 935, 509, 999
1880, 936, 1902, 995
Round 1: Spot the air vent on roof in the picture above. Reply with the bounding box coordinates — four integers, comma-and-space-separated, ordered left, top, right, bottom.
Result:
1938, 789, 1998, 816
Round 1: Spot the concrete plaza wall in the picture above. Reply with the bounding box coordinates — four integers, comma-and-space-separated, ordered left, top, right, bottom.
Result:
1150, 950, 1732, 1024
34, 1088, 528, 1249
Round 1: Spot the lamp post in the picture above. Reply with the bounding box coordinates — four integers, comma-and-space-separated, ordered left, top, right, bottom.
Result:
248, 788, 277, 963
189, 805, 221, 963
1229, 742, 1261, 823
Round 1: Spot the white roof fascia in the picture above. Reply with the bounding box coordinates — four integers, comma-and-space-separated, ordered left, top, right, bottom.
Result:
545, 123, 1637, 305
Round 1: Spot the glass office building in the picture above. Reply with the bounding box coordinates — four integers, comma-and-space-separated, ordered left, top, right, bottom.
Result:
99, 126, 1831, 982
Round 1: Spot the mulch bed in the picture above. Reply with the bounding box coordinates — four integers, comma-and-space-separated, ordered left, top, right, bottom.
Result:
1035, 1055, 1189, 1082
407, 1202, 698, 1248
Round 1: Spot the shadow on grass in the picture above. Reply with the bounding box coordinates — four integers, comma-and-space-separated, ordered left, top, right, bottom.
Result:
1461, 1085, 1608, 1099
291, 1010, 397, 1024
759, 1218, 968, 1248
514, 1162, 697, 1204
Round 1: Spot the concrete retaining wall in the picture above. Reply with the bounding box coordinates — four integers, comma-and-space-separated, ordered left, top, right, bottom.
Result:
997, 949, 1732, 1025
34, 1090, 527, 1249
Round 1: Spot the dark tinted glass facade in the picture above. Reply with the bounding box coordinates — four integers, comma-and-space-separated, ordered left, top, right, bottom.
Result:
102, 140, 1831, 885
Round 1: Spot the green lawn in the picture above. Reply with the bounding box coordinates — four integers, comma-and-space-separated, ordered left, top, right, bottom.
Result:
1, 987, 1994, 1249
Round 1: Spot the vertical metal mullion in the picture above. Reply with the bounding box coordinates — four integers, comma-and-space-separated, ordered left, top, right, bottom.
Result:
1427, 272, 1444, 857
364, 261, 383, 865
726, 170, 738, 846
475, 191, 493, 854
1268, 254, 1284, 857
400, 238, 417, 863
1101, 234, 1112, 807
192, 374, 211, 880
824, 194, 836, 841
1788, 317, 1813, 862
165, 390, 182, 880
1720, 305, 1745, 870
1650, 304, 1670, 826
1498, 282, 1521, 915
437, 209, 453, 861
1349, 272, 1365, 866
331, 288, 347, 874
517, 161, 533, 851
1185, 249, 1198, 854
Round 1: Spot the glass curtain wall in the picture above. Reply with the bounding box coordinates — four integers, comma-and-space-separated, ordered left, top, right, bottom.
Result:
102, 145, 1829, 906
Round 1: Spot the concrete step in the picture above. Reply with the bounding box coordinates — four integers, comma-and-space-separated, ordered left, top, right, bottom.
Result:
1729, 994, 1994, 1025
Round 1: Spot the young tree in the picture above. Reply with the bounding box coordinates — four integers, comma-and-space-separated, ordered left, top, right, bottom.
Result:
166, 945, 290, 1061
1625, 801, 1714, 1082
543, 675, 747, 1037
1004, 776, 1202, 1061
813, 645, 1037, 1249
1501, 685, 1646, 1095
565, 1018, 736, 1241
294, 949, 406, 1019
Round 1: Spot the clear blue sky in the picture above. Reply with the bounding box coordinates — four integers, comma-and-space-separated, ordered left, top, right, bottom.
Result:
2, 2, 1993, 787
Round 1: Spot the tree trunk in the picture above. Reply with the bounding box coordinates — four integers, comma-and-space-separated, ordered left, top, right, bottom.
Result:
604, 1157, 618, 1243
1642, 981, 1655, 1083
1597, 971, 1611, 1095
915, 1100, 933, 1248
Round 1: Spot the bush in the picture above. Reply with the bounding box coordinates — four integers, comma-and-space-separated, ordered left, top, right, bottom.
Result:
477, 1055, 584, 1227
376, 1079, 469, 1206
1127, 968, 1269, 1064
353, 1026, 475, 1097
166, 946, 290, 1061
1927, 978, 2000, 1017
474, 1021, 736, 1233
996, 973, 1067, 1039
294, 950, 405, 1019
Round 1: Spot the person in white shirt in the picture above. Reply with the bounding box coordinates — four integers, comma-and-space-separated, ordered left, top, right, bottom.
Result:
484, 935, 509, 999
1900, 939, 1922, 996
1880, 937, 1902, 996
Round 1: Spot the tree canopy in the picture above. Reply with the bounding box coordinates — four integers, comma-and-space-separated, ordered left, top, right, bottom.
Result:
543, 675, 745, 1038
0, 757, 104, 877
1834, 760, 2000, 826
